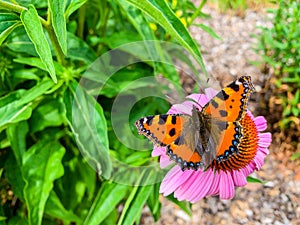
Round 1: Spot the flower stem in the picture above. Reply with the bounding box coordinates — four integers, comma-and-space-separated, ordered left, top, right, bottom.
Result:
189, 0, 207, 26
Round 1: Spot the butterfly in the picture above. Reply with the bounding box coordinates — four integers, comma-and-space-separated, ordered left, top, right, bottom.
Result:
135, 76, 255, 171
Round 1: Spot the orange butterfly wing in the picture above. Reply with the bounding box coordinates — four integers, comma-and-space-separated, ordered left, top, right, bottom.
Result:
200, 76, 255, 166
135, 113, 203, 170
135, 114, 188, 146
202, 76, 255, 121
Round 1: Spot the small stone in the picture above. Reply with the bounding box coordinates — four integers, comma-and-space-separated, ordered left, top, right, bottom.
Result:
261, 217, 273, 224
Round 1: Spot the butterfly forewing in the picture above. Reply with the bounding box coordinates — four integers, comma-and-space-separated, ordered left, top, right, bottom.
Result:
135, 114, 189, 147
203, 76, 255, 122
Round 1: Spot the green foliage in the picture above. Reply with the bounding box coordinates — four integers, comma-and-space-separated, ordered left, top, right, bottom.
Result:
213, 0, 248, 13
254, 0, 300, 128
212, 0, 276, 14
0, 0, 212, 224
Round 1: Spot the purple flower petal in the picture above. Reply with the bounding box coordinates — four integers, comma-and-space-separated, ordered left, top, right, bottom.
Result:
258, 146, 269, 155
159, 156, 172, 168
160, 167, 194, 196
231, 169, 247, 187
152, 147, 164, 157
219, 171, 235, 199
174, 171, 200, 201
254, 116, 268, 131
253, 151, 265, 170
204, 88, 218, 99
258, 133, 272, 147
185, 93, 208, 107
189, 171, 215, 203
206, 169, 221, 196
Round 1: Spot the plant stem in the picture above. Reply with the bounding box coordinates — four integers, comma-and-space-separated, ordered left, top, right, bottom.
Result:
46, 8, 66, 66
0, 0, 26, 13
46, 23, 66, 66
77, 3, 86, 39
189, 0, 207, 26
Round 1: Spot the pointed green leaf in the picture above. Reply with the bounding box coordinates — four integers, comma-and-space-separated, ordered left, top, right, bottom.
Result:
48, 0, 67, 54
5, 154, 26, 201
6, 121, 28, 166
14, 57, 65, 76
0, 21, 22, 46
45, 191, 81, 224
83, 183, 128, 225
166, 194, 192, 216
64, 81, 111, 179
20, 5, 57, 83
65, 0, 88, 19
118, 185, 153, 225
0, 79, 53, 130
125, 0, 207, 76
193, 23, 221, 40
22, 140, 65, 225
67, 32, 97, 64
118, 171, 155, 225
247, 176, 265, 184
146, 182, 161, 221
29, 98, 64, 133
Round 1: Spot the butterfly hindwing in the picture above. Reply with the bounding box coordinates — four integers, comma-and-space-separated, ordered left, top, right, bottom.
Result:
167, 142, 202, 170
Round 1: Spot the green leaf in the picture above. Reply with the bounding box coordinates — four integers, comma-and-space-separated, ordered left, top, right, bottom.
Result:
6, 121, 28, 166
63, 81, 112, 179
48, 0, 67, 54
29, 98, 64, 133
0, 100, 32, 132
0, 79, 53, 130
166, 194, 192, 216
101, 209, 119, 225
22, 139, 65, 225
0, 21, 22, 46
118, 170, 155, 225
65, 0, 88, 19
14, 57, 64, 76
0, 12, 19, 33
246, 176, 265, 184
67, 32, 97, 64
20, 5, 57, 83
125, 0, 207, 76
193, 23, 221, 40
45, 191, 81, 224
146, 182, 161, 221
118, 185, 153, 225
7, 215, 28, 225
118, 0, 155, 40
5, 28, 37, 56
5, 153, 26, 201
83, 183, 128, 225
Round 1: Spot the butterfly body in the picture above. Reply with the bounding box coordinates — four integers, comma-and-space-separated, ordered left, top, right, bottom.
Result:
135, 76, 255, 171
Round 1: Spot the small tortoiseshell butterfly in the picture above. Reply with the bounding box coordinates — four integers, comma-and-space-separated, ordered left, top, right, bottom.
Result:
135, 76, 255, 170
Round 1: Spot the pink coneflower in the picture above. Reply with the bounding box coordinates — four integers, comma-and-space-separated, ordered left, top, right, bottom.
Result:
152, 88, 272, 203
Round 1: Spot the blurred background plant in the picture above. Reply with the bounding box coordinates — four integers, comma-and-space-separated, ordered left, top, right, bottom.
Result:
0, 0, 217, 224
211, 0, 276, 16
253, 0, 300, 160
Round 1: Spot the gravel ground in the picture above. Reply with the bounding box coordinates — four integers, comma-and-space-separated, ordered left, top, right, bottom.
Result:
143, 4, 300, 225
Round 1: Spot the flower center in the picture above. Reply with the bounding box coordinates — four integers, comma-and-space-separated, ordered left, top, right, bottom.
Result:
210, 114, 259, 172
